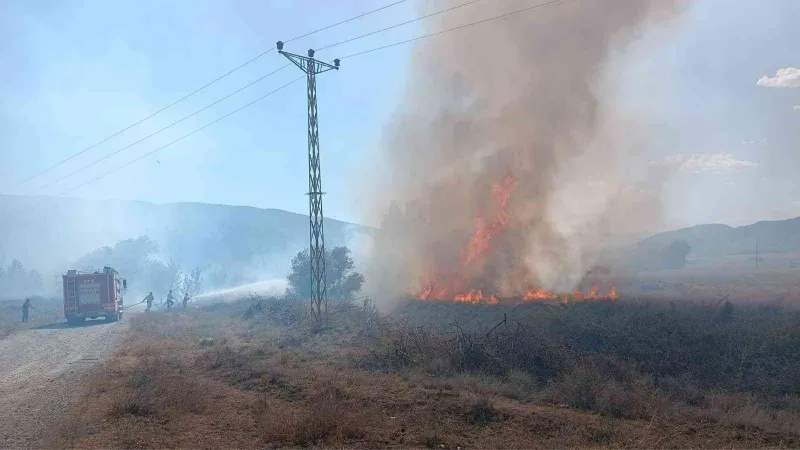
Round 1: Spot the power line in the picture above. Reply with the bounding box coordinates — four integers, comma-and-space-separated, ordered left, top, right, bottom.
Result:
13, 50, 279, 190
13, 0, 410, 189
284, 0, 409, 44
317, 0, 482, 52
31, 0, 566, 196
4, 77, 299, 224
60, 77, 303, 196
21, 0, 480, 196
25, 65, 289, 195
341, 0, 565, 60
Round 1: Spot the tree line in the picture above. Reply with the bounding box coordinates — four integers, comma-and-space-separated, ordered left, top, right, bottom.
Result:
0, 234, 365, 304
0, 260, 43, 298
74, 235, 202, 299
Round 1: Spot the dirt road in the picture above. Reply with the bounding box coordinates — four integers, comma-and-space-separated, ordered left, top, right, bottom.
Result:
0, 320, 127, 449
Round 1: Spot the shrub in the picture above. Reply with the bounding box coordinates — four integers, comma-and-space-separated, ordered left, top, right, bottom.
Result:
242, 294, 308, 327
463, 399, 498, 426
111, 356, 209, 418
258, 388, 372, 446
374, 300, 800, 419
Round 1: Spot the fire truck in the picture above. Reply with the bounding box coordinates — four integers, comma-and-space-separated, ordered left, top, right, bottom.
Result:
63, 267, 126, 325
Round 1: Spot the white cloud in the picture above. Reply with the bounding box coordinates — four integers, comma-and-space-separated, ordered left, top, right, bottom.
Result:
757, 67, 800, 88
653, 152, 758, 174
794, 105, 800, 112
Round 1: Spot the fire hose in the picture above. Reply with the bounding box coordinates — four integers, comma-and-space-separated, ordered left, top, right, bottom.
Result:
122, 297, 171, 310
153, 297, 177, 310
121, 298, 147, 310
121, 296, 180, 311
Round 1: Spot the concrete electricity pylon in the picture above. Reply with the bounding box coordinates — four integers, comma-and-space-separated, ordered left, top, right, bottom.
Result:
277, 41, 339, 328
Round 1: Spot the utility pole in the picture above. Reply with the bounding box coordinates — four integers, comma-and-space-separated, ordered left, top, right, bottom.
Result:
277, 41, 339, 328
755, 233, 759, 269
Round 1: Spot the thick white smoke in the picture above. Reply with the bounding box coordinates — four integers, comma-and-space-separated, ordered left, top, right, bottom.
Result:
364, 0, 690, 303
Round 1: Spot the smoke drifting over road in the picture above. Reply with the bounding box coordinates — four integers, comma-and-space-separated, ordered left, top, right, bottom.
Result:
366, 0, 688, 301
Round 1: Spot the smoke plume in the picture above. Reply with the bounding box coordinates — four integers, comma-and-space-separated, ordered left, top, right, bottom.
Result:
366, 0, 688, 302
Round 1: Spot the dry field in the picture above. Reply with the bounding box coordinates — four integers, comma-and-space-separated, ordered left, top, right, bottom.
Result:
51, 296, 800, 449
617, 261, 800, 306
0, 297, 63, 339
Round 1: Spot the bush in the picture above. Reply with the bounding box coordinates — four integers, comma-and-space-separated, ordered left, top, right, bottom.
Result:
258, 388, 372, 446
110, 353, 210, 418
463, 399, 498, 426
241, 294, 308, 327
286, 246, 365, 302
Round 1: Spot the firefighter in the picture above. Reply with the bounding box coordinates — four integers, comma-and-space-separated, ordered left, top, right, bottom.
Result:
144, 292, 154, 311
166, 290, 175, 311
21, 298, 34, 323
182, 292, 190, 309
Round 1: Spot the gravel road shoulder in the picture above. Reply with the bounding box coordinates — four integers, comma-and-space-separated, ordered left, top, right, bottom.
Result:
0, 320, 127, 449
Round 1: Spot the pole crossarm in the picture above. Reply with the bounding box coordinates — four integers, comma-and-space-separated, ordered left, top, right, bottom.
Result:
277, 41, 340, 74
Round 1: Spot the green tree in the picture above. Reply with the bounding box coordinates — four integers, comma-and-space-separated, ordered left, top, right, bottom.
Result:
286, 246, 365, 302
0, 260, 43, 296
75, 236, 179, 296
661, 240, 692, 269
713, 300, 735, 324
180, 267, 204, 297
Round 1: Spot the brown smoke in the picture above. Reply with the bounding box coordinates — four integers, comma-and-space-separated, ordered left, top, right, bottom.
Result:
364, 0, 688, 303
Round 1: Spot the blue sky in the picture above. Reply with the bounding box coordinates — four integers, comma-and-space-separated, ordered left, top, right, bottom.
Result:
0, 0, 419, 223
1, 0, 798, 229
635, 0, 800, 227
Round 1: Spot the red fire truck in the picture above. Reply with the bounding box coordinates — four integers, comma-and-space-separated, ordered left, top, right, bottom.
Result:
63, 267, 126, 325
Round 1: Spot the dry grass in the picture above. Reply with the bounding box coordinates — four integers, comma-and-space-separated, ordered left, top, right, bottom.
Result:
51, 298, 800, 449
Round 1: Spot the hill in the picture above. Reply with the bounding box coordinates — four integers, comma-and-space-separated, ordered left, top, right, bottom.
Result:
634, 218, 800, 256
0, 195, 373, 280
5, 194, 798, 281
612, 217, 800, 271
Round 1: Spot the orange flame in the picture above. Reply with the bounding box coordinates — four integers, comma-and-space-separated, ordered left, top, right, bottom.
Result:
523, 288, 558, 301
453, 289, 499, 305
417, 285, 433, 301
464, 174, 516, 265
410, 173, 619, 306
417, 282, 452, 301
414, 285, 619, 305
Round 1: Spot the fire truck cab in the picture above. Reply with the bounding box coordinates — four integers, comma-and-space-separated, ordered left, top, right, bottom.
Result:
63, 267, 126, 325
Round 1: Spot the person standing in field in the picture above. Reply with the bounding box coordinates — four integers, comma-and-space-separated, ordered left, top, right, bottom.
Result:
144, 292, 154, 311
182, 293, 190, 309
166, 290, 175, 311
21, 298, 34, 322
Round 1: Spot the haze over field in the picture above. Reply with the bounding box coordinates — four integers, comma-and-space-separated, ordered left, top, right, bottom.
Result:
0, 195, 371, 298
0, 0, 798, 304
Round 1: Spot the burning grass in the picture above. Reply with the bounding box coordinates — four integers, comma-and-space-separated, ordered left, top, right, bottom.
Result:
52, 295, 800, 449
405, 173, 625, 306
415, 285, 619, 305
